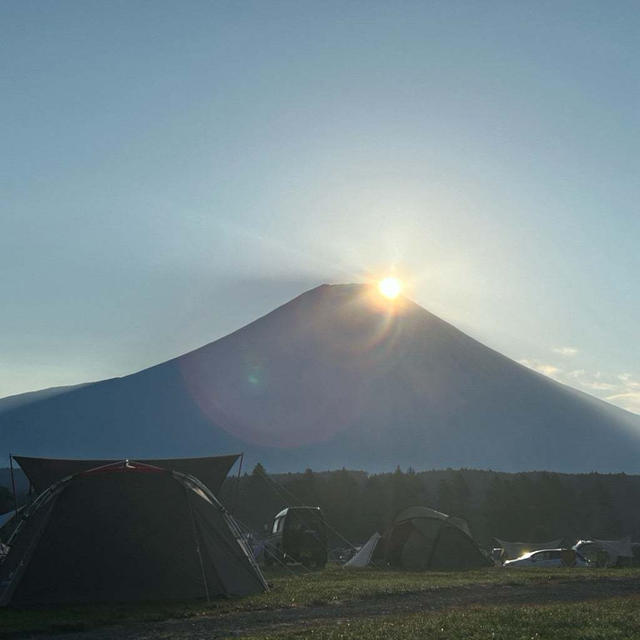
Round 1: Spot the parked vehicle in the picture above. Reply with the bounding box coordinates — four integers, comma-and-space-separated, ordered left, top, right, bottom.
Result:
503, 548, 589, 568
264, 506, 327, 568
490, 547, 505, 566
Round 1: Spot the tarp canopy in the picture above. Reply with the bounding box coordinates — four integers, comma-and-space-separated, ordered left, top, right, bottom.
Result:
13, 454, 240, 495
574, 537, 633, 566
0, 460, 266, 605
494, 538, 563, 560
386, 506, 490, 571
592, 537, 633, 559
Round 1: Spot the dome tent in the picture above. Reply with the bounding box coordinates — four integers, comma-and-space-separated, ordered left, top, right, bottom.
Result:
0, 460, 266, 606
385, 506, 490, 571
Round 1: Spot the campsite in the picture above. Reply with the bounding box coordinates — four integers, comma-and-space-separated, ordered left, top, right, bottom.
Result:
2, 2, 639, 637
2, 456, 640, 638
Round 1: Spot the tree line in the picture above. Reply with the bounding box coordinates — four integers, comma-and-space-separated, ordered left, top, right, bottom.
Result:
3, 463, 638, 549
220, 464, 640, 549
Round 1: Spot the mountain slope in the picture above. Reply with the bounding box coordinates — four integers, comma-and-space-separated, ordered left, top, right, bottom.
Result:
1, 284, 639, 472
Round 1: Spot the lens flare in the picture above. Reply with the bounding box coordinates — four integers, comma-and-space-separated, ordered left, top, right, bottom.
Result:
378, 277, 402, 299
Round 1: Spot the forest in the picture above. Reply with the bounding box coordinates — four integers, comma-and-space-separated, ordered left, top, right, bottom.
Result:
2, 463, 639, 550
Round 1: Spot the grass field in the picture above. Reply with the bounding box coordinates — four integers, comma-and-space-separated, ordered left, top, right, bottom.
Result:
241, 596, 640, 639
2, 566, 640, 638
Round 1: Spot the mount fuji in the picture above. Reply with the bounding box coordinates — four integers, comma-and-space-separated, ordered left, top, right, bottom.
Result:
1, 284, 639, 473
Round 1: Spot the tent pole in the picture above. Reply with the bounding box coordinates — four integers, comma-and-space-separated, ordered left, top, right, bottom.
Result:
9, 454, 18, 522
426, 524, 444, 570
184, 485, 211, 603
233, 453, 244, 515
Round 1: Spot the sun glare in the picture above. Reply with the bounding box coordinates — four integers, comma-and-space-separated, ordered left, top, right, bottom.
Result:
378, 277, 402, 299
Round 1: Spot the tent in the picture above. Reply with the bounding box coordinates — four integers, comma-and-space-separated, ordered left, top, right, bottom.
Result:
592, 537, 633, 565
344, 532, 382, 568
13, 454, 239, 496
573, 538, 633, 567
494, 538, 563, 561
385, 506, 490, 571
0, 460, 267, 606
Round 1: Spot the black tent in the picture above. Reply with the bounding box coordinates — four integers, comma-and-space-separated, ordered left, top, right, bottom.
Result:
13, 454, 239, 496
0, 460, 266, 606
385, 506, 490, 571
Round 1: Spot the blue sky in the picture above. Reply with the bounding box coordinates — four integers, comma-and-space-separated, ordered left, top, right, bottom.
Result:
2, 1, 638, 413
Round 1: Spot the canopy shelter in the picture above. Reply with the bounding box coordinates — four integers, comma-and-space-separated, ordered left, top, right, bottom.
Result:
385, 506, 490, 571
592, 537, 633, 561
494, 538, 563, 561
13, 454, 239, 496
574, 537, 633, 567
0, 460, 266, 606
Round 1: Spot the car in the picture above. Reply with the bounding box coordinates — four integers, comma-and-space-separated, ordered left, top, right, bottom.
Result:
503, 548, 589, 568
264, 506, 328, 568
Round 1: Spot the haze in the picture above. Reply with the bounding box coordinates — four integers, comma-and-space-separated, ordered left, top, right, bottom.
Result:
1, 1, 638, 414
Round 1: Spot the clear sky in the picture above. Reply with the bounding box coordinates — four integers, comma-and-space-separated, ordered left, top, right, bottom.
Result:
2, 1, 638, 413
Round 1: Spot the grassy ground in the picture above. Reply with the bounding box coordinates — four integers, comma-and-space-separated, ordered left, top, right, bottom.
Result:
241, 596, 640, 639
2, 566, 640, 637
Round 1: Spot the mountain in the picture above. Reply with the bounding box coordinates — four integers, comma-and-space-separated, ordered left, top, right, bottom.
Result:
1, 284, 639, 473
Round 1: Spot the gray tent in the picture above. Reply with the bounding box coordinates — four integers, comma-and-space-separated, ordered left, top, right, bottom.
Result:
0, 460, 266, 606
573, 538, 633, 567
385, 506, 490, 571
344, 532, 382, 568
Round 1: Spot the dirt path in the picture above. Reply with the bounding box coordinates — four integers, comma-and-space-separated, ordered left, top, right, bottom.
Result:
23, 576, 640, 640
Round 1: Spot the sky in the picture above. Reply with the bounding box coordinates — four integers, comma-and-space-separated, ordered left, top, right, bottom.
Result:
1, 1, 638, 414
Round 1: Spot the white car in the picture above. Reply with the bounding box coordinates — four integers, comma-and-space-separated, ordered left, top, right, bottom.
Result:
503, 548, 589, 568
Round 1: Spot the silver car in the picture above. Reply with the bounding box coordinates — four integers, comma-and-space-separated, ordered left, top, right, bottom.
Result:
504, 548, 589, 568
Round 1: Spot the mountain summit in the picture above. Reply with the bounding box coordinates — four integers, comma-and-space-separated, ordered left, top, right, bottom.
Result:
2, 284, 639, 472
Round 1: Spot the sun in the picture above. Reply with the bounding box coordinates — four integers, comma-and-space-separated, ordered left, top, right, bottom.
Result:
378, 277, 402, 299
